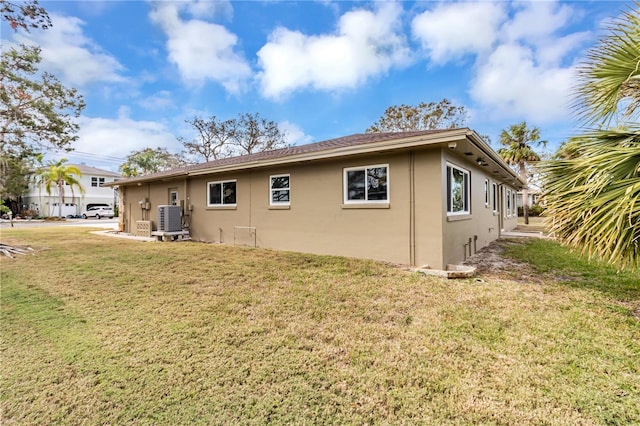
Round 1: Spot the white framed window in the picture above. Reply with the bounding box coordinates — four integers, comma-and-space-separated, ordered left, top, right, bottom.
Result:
512, 191, 517, 217
446, 163, 470, 215
484, 179, 489, 207
506, 188, 512, 217
207, 180, 237, 207
169, 189, 178, 206
343, 164, 389, 204
91, 177, 105, 187
492, 182, 498, 212
270, 174, 290, 205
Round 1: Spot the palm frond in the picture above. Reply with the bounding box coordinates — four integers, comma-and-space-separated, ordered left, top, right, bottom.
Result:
574, 4, 640, 125
542, 127, 640, 270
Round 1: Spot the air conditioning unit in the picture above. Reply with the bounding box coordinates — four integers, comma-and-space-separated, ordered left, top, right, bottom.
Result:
158, 205, 182, 232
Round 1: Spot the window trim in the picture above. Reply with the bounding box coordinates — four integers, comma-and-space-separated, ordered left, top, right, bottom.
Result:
506, 188, 512, 217
91, 177, 105, 187
484, 179, 490, 207
207, 179, 237, 207
343, 164, 390, 205
446, 163, 470, 216
269, 174, 290, 206
169, 189, 178, 206
492, 182, 498, 213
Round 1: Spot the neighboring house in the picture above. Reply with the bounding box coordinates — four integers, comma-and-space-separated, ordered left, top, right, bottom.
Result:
108, 129, 523, 269
517, 189, 541, 209
24, 164, 121, 217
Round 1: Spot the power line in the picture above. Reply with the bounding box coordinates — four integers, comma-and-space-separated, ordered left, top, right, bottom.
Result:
47, 148, 126, 164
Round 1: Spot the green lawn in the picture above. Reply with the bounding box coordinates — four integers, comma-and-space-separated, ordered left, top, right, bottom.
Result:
1, 228, 639, 424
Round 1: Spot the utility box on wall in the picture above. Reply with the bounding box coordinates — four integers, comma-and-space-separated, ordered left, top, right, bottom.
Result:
157, 205, 182, 232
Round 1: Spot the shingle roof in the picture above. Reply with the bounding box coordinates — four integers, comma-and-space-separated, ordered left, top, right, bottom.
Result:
190, 129, 448, 170
71, 164, 122, 177
115, 130, 451, 184
31, 163, 122, 177
108, 128, 525, 188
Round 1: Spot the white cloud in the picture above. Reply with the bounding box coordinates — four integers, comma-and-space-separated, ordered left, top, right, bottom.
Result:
183, 0, 233, 20
257, 2, 411, 99
502, 1, 574, 44
279, 121, 314, 146
534, 31, 590, 67
14, 14, 125, 87
149, 1, 250, 93
410, 1, 587, 124
501, 1, 589, 67
138, 90, 176, 111
75, 109, 179, 160
470, 44, 575, 122
467, 1, 587, 123
411, 2, 506, 63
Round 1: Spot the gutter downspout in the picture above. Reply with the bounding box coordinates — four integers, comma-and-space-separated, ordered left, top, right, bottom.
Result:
409, 151, 416, 266
497, 183, 504, 237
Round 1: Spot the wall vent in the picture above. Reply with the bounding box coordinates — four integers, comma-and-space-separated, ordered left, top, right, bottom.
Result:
135, 220, 152, 237
158, 205, 182, 232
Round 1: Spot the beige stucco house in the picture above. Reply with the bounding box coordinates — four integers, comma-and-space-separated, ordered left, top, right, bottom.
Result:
109, 129, 523, 269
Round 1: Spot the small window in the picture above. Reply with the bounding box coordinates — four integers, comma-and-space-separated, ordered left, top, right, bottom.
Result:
506, 188, 512, 217
344, 164, 388, 204
492, 183, 498, 212
512, 191, 517, 217
447, 164, 469, 215
270, 174, 290, 205
91, 177, 105, 187
169, 190, 178, 206
484, 179, 489, 207
208, 180, 237, 206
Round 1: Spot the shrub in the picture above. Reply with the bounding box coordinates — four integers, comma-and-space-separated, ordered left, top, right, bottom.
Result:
518, 203, 545, 217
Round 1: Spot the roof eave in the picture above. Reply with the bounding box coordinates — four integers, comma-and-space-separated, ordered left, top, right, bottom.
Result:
465, 130, 526, 189
107, 129, 524, 189
186, 129, 470, 177
111, 129, 471, 186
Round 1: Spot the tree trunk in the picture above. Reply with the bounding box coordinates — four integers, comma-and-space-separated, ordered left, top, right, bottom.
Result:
520, 162, 529, 225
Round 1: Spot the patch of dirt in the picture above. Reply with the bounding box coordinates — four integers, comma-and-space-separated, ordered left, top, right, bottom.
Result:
463, 239, 543, 284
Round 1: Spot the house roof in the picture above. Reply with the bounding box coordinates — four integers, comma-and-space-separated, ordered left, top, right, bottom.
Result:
71, 164, 122, 178
30, 163, 121, 178
107, 129, 524, 188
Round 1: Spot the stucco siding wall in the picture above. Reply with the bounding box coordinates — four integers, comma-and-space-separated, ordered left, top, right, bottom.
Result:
186, 155, 412, 264
118, 143, 519, 269
497, 181, 519, 233
412, 150, 445, 269
252, 156, 411, 264
122, 185, 146, 231
188, 172, 252, 244
440, 151, 503, 267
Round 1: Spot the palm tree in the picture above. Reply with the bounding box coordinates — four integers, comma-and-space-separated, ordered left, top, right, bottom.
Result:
37, 159, 84, 218
498, 122, 546, 225
542, 5, 640, 270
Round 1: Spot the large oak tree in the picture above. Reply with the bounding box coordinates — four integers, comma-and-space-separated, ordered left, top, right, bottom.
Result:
119, 147, 185, 177
0, 0, 85, 203
366, 99, 467, 133
180, 113, 287, 163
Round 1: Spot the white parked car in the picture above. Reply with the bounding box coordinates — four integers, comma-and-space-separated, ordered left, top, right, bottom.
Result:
82, 206, 114, 219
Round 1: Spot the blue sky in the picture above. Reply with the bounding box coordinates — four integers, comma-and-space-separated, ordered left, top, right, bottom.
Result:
3, 0, 627, 171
